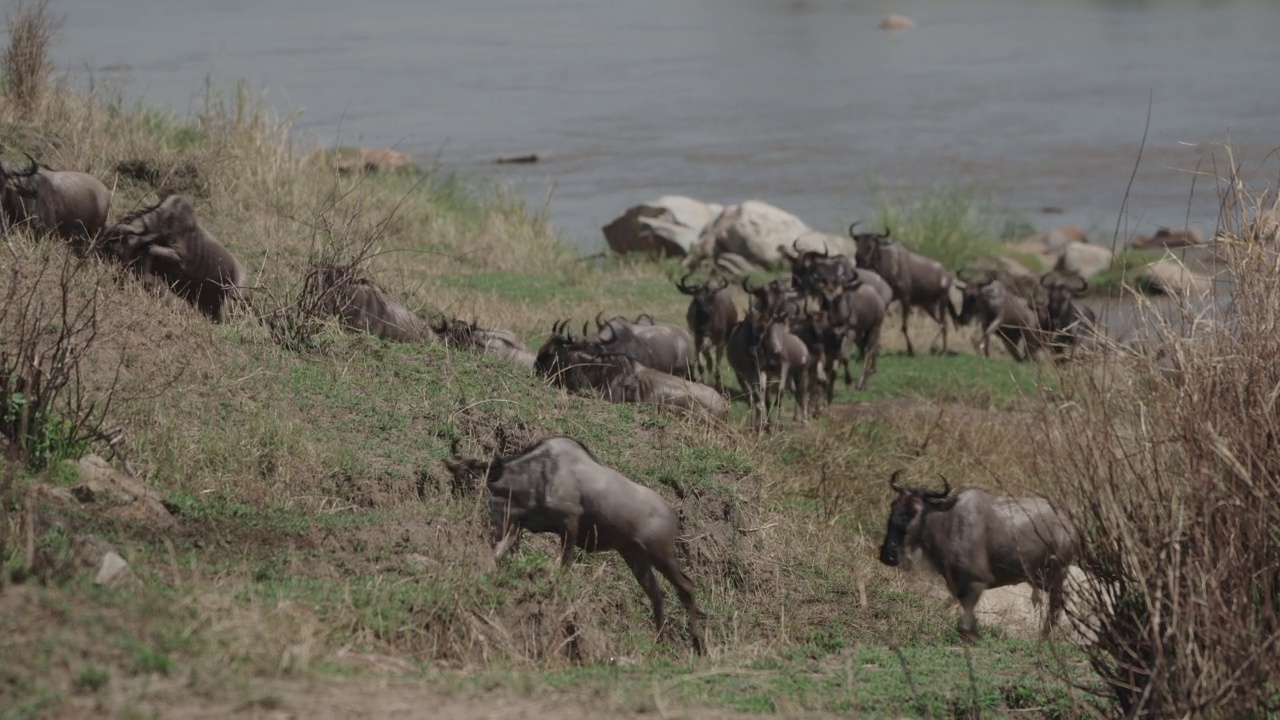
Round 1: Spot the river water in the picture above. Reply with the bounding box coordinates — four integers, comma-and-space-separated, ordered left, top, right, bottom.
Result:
51, 0, 1280, 251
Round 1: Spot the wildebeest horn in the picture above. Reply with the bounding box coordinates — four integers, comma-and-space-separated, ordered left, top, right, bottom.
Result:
924, 476, 952, 500
889, 469, 905, 492
551, 319, 564, 336
18, 151, 38, 176
634, 312, 654, 324
1039, 272, 1058, 289
878, 226, 893, 243
1066, 272, 1089, 294
741, 278, 755, 294
595, 311, 606, 330
848, 221, 861, 239
676, 272, 698, 294
582, 321, 590, 338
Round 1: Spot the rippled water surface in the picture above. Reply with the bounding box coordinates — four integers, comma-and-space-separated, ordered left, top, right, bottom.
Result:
51, 0, 1280, 249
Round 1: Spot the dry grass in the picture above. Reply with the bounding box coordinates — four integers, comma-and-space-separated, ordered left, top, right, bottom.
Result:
1, 0, 62, 118
1033, 150, 1280, 717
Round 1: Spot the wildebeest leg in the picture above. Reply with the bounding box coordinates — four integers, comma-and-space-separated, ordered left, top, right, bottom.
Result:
651, 549, 705, 656
926, 300, 949, 354
492, 526, 523, 563
621, 548, 665, 638
755, 369, 769, 433
998, 332, 1025, 362
980, 318, 1002, 358
900, 301, 915, 356
712, 344, 726, 394
560, 515, 580, 568
858, 324, 882, 391
957, 582, 986, 642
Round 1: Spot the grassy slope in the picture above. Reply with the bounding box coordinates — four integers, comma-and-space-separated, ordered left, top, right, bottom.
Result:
0, 79, 1098, 718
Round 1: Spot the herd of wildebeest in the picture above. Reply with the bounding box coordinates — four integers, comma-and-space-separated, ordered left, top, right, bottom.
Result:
3, 150, 1087, 655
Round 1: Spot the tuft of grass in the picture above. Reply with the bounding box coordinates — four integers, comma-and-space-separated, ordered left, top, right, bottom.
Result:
1087, 246, 1159, 296
1, 0, 62, 117
871, 186, 1007, 271
72, 666, 109, 693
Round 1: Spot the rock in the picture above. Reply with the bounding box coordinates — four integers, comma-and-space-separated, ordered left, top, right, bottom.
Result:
1140, 258, 1213, 297
602, 196, 721, 259
688, 200, 811, 272
73, 536, 135, 588
1131, 226, 1207, 251
331, 147, 417, 175
879, 14, 916, 30
72, 455, 177, 530
1055, 243, 1113, 282
713, 252, 760, 278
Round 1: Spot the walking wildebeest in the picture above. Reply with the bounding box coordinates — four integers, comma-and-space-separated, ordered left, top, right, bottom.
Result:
817, 271, 887, 393
675, 273, 738, 392
1038, 272, 1099, 358
851, 223, 957, 356
433, 316, 535, 368
952, 275, 1043, 361
592, 312, 696, 379
726, 302, 811, 431
104, 194, 246, 322
878, 473, 1080, 641
444, 436, 706, 654
1, 152, 110, 247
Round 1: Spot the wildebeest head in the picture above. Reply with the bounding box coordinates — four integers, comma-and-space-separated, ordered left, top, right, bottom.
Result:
534, 319, 581, 383
850, 221, 893, 270
443, 437, 504, 494
433, 316, 478, 346
879, 471, 954, 567
0, 152, 40, 230
678, 272, 729, 321
1040, 271, 1088, 322
742, 277, 801, 322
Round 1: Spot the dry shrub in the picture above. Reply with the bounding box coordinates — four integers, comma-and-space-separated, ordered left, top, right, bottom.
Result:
0, 236, 114, 469
1037, 154, 1280, 717
2, 0, 63, 118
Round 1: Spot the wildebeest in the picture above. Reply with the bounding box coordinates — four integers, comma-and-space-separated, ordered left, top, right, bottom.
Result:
726, 303, 811, 431
103, 194, 246, 322
818, 271, 888, 393
299, 264, 435, 342
444, 436, 705, 654
535, 319, 595, 391
593, 312, 696, 379
779, 239, 856, 299
574, 348, 730, 422
433, 316, 535, 368
878, 473, 1080, 641
1038, 272, 1099, 358
1, 152, 111, 246
952, 276, 1043, 361
851, 223, 957, 356
675, 272, 739, 392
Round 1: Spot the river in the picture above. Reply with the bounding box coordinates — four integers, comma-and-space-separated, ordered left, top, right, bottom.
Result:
50, 0, 1280, 251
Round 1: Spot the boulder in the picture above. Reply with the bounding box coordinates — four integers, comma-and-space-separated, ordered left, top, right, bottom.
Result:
1008, 225, 1089, 263
879, 14, 916, 30
1131, 226, 1207, 251
602, 196, 721, 258
331, 147, 417, 175
1140, 258, 1213, 297
71, 454, 177, 530
73, 535, 135, 588
1055, 243, 1113, 282
688, 200, 811, 273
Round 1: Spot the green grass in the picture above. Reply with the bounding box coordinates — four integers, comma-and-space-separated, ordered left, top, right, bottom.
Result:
463, 636, 1096, 718
871, 186, 1008, 271
831, 351, 1049, 409
1088, 247, 1160, 296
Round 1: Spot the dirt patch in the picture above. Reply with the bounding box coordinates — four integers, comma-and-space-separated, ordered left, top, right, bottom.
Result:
80, 673, 787, 720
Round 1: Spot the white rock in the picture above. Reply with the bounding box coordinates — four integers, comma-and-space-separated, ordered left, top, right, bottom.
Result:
1141, 257, 1214, 297
602, 196, 720, 258
1055, 242, 1114, 281
94, 551, 131, 586
690, 200, 812, 271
